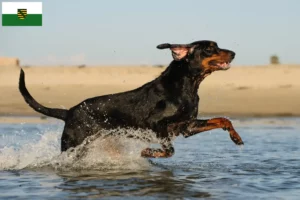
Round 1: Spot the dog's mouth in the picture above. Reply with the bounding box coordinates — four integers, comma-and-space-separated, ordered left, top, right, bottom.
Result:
216, 62, 231, 70
209, 60, 231, 70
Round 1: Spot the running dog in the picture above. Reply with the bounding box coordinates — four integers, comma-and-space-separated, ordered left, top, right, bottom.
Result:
19, 40, 244, 158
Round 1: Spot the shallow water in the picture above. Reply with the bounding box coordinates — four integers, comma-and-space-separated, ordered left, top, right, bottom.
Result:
0, 117, 300, 199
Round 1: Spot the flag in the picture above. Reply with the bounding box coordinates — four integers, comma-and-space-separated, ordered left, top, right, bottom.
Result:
2, 2, 42, 26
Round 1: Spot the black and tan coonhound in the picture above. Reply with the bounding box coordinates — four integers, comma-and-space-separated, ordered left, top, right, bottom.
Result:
19, 40, 244, 158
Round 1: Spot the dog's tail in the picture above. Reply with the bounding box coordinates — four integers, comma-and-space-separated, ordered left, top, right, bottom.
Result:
19, 69, 67, 121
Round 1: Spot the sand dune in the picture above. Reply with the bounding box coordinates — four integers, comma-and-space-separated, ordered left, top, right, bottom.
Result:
0, 64, 300, 117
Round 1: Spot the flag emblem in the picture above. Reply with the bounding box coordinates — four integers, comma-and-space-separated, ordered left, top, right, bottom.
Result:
2, 2, 42, 26
17, 9, 27, 20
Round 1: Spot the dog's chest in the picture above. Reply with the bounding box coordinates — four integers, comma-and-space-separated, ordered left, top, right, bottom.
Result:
178, 95, 199, 117
160, 95, 199, 119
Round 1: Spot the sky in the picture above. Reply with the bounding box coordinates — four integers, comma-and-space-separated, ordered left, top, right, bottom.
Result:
0, 0, 300, 66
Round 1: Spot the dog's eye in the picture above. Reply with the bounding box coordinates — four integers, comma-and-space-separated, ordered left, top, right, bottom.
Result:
204, 47, 214, 55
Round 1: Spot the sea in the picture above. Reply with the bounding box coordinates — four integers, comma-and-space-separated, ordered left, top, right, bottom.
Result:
0, 117, 299, 199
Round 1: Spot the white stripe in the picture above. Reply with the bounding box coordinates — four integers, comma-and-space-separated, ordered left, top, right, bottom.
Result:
2, 2, 42, 14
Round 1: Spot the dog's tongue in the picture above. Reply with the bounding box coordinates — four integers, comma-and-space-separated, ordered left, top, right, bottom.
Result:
221, 63, 227, 67
218, 62, 230, 68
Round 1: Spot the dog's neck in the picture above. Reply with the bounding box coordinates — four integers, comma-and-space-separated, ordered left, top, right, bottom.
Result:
159, 60, 209, 94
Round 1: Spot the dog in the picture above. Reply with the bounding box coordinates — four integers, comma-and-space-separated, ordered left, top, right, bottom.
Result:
19, 40, 244, 158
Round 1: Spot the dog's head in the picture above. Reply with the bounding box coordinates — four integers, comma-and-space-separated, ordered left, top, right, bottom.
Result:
157, 40, 235, 73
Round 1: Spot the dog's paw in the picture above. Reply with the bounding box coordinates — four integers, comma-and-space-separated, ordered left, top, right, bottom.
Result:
141, 148, 171, 158
141, 148, 153, 157
230, 131, 244, 145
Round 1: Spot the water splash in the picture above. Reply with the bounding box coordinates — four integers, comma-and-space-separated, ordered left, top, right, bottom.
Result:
0, 128, 163, 171
0, 131, 60, 170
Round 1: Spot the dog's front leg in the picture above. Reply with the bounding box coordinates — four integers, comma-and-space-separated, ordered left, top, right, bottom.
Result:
141, 142, 174, 158
168, 118, 244, 145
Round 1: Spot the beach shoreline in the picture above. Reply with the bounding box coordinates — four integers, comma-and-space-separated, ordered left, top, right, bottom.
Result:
0, 64, 299, 118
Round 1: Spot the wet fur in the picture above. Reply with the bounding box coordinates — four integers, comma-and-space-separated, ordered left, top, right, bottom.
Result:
19, 40, 244, 156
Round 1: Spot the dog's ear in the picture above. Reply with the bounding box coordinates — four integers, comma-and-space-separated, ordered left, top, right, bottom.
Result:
157, 43, 196, 61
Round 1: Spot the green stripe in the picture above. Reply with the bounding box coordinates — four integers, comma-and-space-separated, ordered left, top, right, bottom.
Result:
2, 14, 42, 26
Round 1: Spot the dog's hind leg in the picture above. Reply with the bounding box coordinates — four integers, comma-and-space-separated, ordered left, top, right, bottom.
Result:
60, 126, 83, 152
141, 142, 174, 158
61, 128, 72, 152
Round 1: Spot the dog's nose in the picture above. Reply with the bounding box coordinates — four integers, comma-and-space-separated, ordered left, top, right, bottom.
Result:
230, 52, 235, 59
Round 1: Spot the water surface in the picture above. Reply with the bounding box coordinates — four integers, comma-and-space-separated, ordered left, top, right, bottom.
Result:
0, 117, 299, 199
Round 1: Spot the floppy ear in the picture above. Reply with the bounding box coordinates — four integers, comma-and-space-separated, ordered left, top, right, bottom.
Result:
157, 43, 196, 61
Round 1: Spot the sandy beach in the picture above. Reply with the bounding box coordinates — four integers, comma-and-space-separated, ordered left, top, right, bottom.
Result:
0, 64, 299, 120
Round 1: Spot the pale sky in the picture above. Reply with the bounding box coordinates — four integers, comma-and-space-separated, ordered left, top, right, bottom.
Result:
0, 0, 299, 66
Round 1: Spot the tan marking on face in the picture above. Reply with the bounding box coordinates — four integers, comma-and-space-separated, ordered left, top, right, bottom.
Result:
210, 42, 216, 47
201, 51, 232, 71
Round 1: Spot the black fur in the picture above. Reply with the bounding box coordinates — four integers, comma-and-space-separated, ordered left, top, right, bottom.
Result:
19, 40, 243, 155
